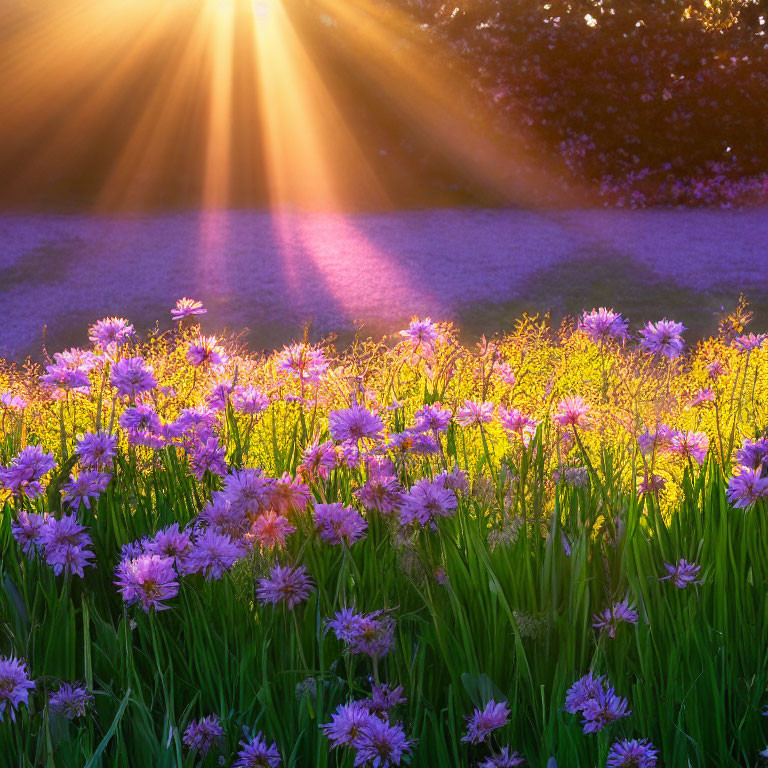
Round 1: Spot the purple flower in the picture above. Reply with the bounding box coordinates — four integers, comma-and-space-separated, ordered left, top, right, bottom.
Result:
735, 437, 768, 470
579, 308, 629, 342
1, 392, 28, 411
249, 511, 295, 550
39, 515, 96, 577
314, 502, 368, 545
76, 431, 118, 469
49, 683, 93, 719
353, 717, 413, 767
413, 404, 452, 433
400, 478, 457, 526
553, 396, 591, 430
660, 559, 702, 589
606, 739, 658, 767
119, 404, 162, 435
183, 714, 224, 756
478, 746, 526, 767
89, 317, 134, 348
145, 523, 193, 572
190, 438, 227, 480
462, 700, 510, 744
0, 656, 35, 722
233, 731, 281, 768
639, 319, 686, 358
368, 684, 407, 716
727, 468, 768, 509
329, 405, 384, 443
329, 609, 396, 658
257, 564, 313, 609
732, 333, 766, 352
114, 553, 179, 612
387, 429, 440, 457
581, 685, 631, 734
637, 425, 673, 455
40, 363, 91, 393
455, 400, 494, 427
592, 600, 639, 638
269, 473, 311, 514
61, 470, 111, 510
111, 357, 157, 399
669, 430, 709, 465
11, 511, 46, 556
321, 701, 374, 748
224, 469, 273, 517
277, 343, 329, 383
498, 406, 539, 445
232, 386, 270, 415
399, 317, 441, 349
299, 441, 337, 480
0, 445, 56, 498
206, 382, 234, 411
187, 528, 244, 580
187, 336, 228, 367
435, 467, 469, 493
172, 298, 207, 321
564, 672, 605, 714
356, 474, 404, 516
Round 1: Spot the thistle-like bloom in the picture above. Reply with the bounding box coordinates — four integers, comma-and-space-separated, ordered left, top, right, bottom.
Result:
0, 656, 35, 723
172, 298, 207, 321
269, 473, 312, 514
455, 400, 494, 427
564, 671, 605, 714
119, 404, 162, 435
190, 438, 227, 480
329, 405, 384, 443
187, 528, 245, 581
580, 684, 630, 734
187, 336, 228, 367
387, 429, 440, 457
146, 523, 193, 573
233, 732, 281, 768
49, 683, 93, 719
321, 701, 374, 748
637, 425, 673, 455
256, 564, 313, 609
732, 333, 767, 352
497, 406, 539, 445
61, 470, 111, 510
314, 502, 368, 545
76, 431, 118, 469
0, 392, 28, 411
399, 317, 441, 350
413, 403, 452, 433
478, 746, 526, 767
592, 599, 639, 637
356, 474, 404, 516
40, 362, 91, 392
249, 511, 296, 550
660, 559, 702, 589
11, 511, 46, 556
579, 307, 629, 342
707, 359, 727, 380
727, 468, 768, 509
735, 437, 768, 470
114, 553, 179, 612
400, 478, 457, 527
368, 684, 407, 716
111, 357, 157, 399
89, 317, 135, 348
639, 319, 686, 358
606, 738, 658, 767
39, 515, 96, 577
669, 430, 709, 465
277, 343, 329, 382
553, 395, 591, 430
690, 387, 715, 407
462, 700, 510, 744
183, 714, 224, 756
436, 467, 469, 493
329, 609, 396, 658
206, 382, 234, 411
0, 445, 57, 498
353, 717, 413, 767
638, 473, 667, 495
299, 441, 337, 480
232, 386, 270, 415
224, 468, 273, 517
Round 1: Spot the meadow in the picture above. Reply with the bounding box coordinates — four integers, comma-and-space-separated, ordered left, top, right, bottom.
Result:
1, 299, 768, 767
